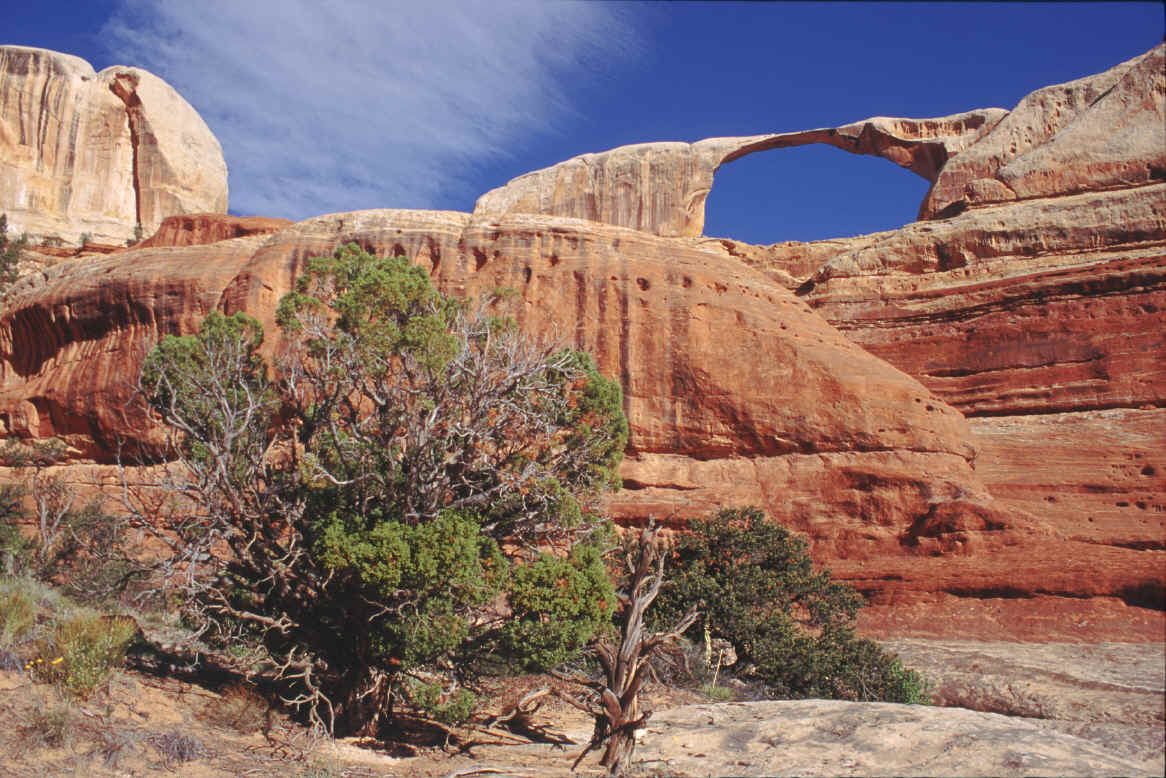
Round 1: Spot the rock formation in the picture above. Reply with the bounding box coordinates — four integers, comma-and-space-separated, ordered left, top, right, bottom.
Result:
474, 109, 1007, 238
0, 46, 228, 246
136, 213, 292, 249
634, 699, 1160, 777
1, 44, 1163, 641
918, 45, 1165, 219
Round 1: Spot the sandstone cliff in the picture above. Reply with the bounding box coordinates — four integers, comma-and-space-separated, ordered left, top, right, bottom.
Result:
0, 46, 228, 246
1, 44, 1163, 641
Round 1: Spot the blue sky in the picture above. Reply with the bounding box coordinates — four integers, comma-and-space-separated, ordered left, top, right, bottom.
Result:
6, 1, 1163, 244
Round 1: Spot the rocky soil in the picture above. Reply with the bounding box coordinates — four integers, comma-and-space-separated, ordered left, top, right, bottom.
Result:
1, 639, 1161, 777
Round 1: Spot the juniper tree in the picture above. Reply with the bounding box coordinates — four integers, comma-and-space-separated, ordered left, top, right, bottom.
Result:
135, 244, 628, 736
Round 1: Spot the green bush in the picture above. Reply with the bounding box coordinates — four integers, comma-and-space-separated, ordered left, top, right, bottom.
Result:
407, 681, 477, 724
31, 607, 137, 698
137, 245, 628, 736
654, 507, 930, 704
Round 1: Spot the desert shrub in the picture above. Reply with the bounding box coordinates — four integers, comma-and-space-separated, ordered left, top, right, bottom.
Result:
654, 507, 930, 704
134, 244, 628, 736
199, 681, 271, 733
24, 704, 73, 748
0, 585, 39, 647
150, 730, 206, 765
0, 440, 144, 603
0, 213, 27, 290
32, 607, 137, 697
0, 577, 66, 650
91, 726, 142, 770
407, 681, 477, 725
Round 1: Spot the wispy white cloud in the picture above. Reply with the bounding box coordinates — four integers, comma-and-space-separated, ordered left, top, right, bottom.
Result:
102, 0, 639, 220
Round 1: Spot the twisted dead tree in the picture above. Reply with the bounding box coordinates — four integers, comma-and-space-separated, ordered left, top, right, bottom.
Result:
555, 525, 698, 775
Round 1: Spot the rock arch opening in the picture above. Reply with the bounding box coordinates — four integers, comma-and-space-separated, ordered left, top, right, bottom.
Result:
702, 144, 931, 245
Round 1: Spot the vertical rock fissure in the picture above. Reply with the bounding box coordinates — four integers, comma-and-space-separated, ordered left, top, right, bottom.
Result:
108, 72, 143, 235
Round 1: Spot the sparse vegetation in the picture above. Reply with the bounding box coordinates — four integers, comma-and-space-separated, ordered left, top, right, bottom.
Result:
654, 507, 931, 705
24, 703, 73, 749
132, 244, 628, 736
31, 608, 138, 697
0, 577, 137, 698
0, 212, 27, 290
149, 729, 207, 766
125, 223, 144, 247
199, 681, 272, 733
0, 439, 143, 603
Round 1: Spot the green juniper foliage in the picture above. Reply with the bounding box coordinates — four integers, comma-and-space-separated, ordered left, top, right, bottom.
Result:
138, 244, 627, 736
654, 507, 930, 704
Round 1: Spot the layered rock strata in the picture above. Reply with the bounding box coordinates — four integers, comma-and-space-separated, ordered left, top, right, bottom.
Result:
1, 44, 1163, 641
2, 211, 1013, 563
0, 46, 227, 245
137, 213, 293, 249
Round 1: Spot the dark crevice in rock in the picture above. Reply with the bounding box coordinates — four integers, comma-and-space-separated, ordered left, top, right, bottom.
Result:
108, 72, 144, 235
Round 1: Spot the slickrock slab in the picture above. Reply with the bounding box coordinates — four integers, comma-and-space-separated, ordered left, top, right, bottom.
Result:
635, 700, 1158, 777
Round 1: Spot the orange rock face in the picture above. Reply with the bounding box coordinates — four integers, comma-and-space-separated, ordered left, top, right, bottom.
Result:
0, 237, 265, 458
137, 213, 293, 249
1, 45, 1163, 642
1, 207, 1012, 563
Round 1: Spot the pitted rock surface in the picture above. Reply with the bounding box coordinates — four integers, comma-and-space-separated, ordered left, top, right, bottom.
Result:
634, 700, 1158, 777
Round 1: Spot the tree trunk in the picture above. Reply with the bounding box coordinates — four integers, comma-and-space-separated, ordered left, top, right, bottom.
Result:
601, 729, 637, 776
335, 670, 392, 737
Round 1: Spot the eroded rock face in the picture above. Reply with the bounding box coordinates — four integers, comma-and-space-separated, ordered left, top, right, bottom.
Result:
799, 186, 1166, 415
0, 236, 265, 458
137, 213, 293, 249
0, 207, 1018, 571
1, 44, 1162, 641
0, 46, 227, 245
473, 110, 1007, 238
919, 44, 1165, 219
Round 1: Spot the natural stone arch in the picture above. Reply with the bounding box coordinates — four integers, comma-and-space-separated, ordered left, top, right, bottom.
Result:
473, 109, 1008, 238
